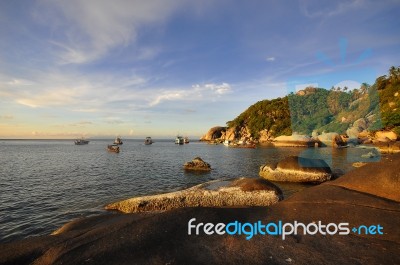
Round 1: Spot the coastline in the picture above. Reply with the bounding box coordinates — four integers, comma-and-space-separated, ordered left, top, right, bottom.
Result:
1, 154, 399, 264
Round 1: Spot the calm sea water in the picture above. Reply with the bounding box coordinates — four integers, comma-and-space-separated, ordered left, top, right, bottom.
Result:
0, 139, 375, 243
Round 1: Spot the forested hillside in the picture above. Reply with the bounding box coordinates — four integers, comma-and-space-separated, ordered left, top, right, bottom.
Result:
224, 66, 400, 140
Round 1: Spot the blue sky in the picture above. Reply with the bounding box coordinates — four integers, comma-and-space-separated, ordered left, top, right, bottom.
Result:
0, 0, 399, 138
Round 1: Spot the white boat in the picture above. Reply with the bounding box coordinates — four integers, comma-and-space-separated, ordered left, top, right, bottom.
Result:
175, 136, 184, 145
114, 137, 123, 145
144, 137, 153, 145
74, 139, 89, 145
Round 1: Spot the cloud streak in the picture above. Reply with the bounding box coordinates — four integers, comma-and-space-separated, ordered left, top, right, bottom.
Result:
37, 0, 186, 64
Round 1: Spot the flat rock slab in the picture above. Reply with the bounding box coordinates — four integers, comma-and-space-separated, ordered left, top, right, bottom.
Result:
105, 178, 283, 213
259, 156, 332, 183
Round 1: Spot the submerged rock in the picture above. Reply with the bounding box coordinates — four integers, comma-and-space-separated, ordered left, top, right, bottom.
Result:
105, 178, 282, 213
183, 157, 211, 171
259, 156, 332, 183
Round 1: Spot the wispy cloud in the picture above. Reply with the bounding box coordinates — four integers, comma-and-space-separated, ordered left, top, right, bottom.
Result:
299, 0, 365, 18
266, 57, 275, 62
36, 0, 186, 64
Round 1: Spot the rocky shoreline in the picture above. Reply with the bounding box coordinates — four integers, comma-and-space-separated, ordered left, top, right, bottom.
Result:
1, 154, 399, 264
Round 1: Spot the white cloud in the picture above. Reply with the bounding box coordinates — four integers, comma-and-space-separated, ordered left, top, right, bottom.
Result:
204, 83, 232, 95
37, 0, 186, 64
266, 57, 275, 62
149, 82, 232, 106
149, 91, 185, 106
193, 83, 232, 94
299, 0, 365, 18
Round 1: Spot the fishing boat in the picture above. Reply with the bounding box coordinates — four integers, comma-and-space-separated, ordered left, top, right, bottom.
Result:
144, 137, 153, 145
175, 135, 184, 145
74, 139, 89, 145
184, 137, 189, 144
114, 136, 123, 145
107, 144, 120, 153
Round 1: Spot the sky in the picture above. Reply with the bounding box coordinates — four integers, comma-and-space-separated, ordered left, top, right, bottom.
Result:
0, 0, 399, 139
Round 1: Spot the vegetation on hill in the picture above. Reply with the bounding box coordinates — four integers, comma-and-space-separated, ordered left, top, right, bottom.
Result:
225, 66, 400, 139
226, 97, 292, 138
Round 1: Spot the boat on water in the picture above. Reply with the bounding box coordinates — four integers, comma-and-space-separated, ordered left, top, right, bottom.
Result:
107, 144, 120, 153
175, 136, 184, 145
144, 137, 153, 145
74, 139, 89, 145
114, 137, 123, 145
184, 137, 189, 144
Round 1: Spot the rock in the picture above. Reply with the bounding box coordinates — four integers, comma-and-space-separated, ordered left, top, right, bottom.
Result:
105, 178, 283, 213
352, 162, 367, 168
272, 134, 315, 147
374, 141, 400, 154
225, 127, 237, 141
375, 130, 398, 141
259, 156, 332, 183
183, 157, 211, 171
331, 154, 400, 202
317, 132, 347, 147
346, 118, 368, 139
361, 151, 377, 158
258, 129, 273, 143
200, 126, 226, 141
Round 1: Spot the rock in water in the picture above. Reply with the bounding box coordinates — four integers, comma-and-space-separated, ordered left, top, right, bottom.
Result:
183, 157, 211, 171
105, 178, 283, 213
259, 156, 332, 183
272, 134, 315, 147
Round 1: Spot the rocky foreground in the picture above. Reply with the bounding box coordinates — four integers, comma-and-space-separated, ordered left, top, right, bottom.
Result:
1, 155, 400, 265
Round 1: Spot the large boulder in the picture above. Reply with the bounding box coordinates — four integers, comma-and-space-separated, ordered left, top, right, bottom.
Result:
200, 126, 226, 141
374, 130, 398, 141
183, 157, 211, 171
346, 118, 368, 139
105, 178, 282, 213
259, 156, 332, 183
272, 134, 315, 147
317, 132, 347, 147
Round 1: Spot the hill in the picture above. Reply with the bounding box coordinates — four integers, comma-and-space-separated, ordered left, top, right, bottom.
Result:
202, 66, 400, 142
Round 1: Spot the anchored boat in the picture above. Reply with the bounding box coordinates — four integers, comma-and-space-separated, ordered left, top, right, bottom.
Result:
114, 137, 123, 145
175, 136, 184, 145
74, 139, 89, 145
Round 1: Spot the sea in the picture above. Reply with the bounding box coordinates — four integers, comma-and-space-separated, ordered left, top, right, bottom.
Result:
0, 139, 378, 243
